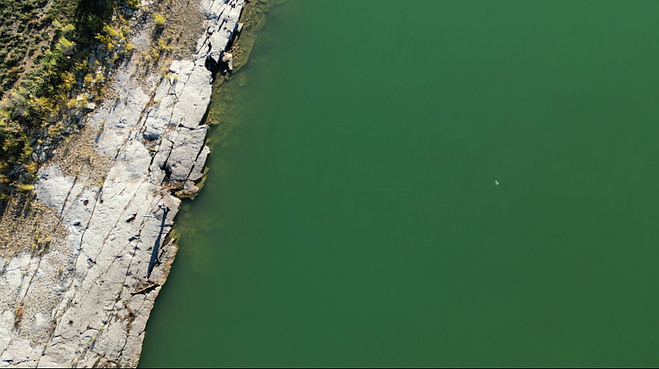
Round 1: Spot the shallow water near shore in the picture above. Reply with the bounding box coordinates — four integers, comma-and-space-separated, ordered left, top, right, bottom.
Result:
141, 1, 659, 366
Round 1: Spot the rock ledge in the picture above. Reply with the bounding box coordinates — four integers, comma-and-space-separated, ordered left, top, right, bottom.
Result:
0, 0, 245, 367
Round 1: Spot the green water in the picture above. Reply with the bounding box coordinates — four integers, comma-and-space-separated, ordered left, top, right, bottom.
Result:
140, 1, 659, 366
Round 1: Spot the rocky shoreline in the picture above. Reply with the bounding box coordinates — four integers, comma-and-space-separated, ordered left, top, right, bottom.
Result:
0, 0, 245, 367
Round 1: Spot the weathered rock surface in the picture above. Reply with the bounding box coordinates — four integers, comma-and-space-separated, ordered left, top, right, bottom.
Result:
0, 0, 245, 367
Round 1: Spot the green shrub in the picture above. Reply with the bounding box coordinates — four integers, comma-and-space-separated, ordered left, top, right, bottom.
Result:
154, 13, 165, 29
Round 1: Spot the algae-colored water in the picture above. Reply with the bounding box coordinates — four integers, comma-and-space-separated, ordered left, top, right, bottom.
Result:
141, 1, 659, 366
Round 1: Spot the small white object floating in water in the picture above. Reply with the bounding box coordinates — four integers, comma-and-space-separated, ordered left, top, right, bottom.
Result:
494, 180, 499, 186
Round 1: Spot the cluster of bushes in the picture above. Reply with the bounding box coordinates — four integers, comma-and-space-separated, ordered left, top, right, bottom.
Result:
0, 0, 140, 201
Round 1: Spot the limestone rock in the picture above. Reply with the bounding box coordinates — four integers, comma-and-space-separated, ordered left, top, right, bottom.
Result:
189, 145, 210, 181
0, 0, 246, 367
165, 125, 209, 182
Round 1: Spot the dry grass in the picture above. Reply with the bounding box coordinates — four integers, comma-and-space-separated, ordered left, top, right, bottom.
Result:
0, 193, 66, 257
47, 123, 113, 186
131, 0, 205, 78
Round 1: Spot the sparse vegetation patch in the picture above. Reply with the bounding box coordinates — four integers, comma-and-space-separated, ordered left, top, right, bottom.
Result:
0, 0, 139, 204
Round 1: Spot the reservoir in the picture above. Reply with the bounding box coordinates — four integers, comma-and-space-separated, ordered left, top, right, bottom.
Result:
141, 1, 659, 366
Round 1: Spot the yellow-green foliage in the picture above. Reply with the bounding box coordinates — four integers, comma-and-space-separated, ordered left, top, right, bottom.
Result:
126, 0, 141, 9
105, 24, 123, 39
15, 184, 34, 192
61, 71, 76, 90
96, 24, 124, 52
23, 161, 37, 175
148, 39, 173, 63
56, 37, 76, 55
60, 23, 75, 35
154, 13, 165, 28
95, 18, 133, 64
